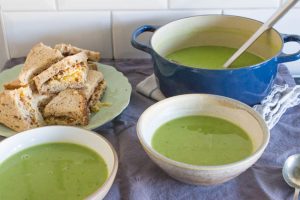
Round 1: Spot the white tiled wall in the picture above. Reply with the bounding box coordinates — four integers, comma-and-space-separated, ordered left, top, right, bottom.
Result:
3, 11, 112, 58
170, 0, 280, 9
0, 0, 300, 74
57, 0, 167, 10
113, 10, 222, 58
0, 0, 55, 11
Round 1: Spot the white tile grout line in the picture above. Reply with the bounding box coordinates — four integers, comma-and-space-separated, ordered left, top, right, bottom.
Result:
110, 11, 115, 59
55, 0, 59, 11
0, 7, 11, 60
1, 7, 289, 12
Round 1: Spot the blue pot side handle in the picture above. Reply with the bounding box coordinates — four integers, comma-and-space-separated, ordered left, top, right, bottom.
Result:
277, 34, 300, 63
131, 25, 158, 54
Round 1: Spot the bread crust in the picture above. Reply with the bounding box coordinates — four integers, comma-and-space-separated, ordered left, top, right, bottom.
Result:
43, 89, 89, 125
54, 43, 100, 61
88, 80, 107, 109
4, 79, 27, 90
87, 61, 98, 71
33, 52, 88, 94
0, 87, 45, 132
81, 70, 104, 100
19, 43, 63, 84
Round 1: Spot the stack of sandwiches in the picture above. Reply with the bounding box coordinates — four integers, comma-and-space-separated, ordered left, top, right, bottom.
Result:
0, 43, 107, 132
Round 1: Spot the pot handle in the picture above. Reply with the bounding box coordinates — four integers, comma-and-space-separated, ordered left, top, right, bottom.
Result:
131, 25, 158, 54
277, 34, 300, 63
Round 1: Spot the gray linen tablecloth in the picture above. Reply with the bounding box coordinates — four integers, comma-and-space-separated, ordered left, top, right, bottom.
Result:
1, 58, 300, 200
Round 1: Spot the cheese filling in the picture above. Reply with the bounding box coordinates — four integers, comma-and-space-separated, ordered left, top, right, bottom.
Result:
49, 62, 87, 84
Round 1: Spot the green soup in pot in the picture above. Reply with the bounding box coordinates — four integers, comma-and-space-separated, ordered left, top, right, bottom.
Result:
152, 115, 253, 166
0, 143, 108, 200
166, 46, 264, 69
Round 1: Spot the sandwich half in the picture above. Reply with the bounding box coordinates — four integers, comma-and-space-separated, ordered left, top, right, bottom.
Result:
33, 52, 89, 94
81, 70, 107, 112
43, 89, 89, 126
19, 43, 63, 84
54, 43, 100, 62
0, 86, 45, 132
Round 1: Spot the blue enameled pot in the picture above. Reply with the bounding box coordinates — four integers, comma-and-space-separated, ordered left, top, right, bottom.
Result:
131, 15, 300, 106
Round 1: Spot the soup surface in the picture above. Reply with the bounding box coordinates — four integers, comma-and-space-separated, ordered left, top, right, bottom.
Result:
152, 115, 253, 165
166, 46, 264, 69
0, 143, 108, 200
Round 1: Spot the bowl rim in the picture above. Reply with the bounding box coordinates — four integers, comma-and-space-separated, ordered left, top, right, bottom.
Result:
150, 14, 284, 71
0, 125, 118, 199
136, 94, 270, 171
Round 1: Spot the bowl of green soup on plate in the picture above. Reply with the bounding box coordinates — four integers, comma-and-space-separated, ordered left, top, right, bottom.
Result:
131, 15, 300, 106
0, 126, 118, 200
136, 94, 269, 185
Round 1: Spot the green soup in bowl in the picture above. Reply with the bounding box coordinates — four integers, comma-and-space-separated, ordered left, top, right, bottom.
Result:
152, 115, 253, 166
137, 94, 269, 185
0, 143, 108, 200
166, 46, 264, 69
0, 126, 118, 200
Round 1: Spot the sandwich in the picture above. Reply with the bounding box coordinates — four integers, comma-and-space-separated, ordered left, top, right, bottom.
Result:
19, 43, 63, 84
33, 52, 89, 94
0, 86, 45, 132
54, 43, 100, 62
43, 89, 89, 126
0, 42, 108, 132
81, 70, 107, 112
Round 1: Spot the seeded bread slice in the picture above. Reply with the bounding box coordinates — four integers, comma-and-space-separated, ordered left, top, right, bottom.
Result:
43, 89, 89, 126
54, 43, 100, 61
88, 80, 107, 110
0, 86, 45, 132
32, 93, 54, 114
19, 43, 63, 84
80, 70, 107, 111
81, 70, 104, 100
33, 52, 88, 94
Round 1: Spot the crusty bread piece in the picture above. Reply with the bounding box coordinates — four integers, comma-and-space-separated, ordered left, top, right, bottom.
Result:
43, 89, 89, 126
87, 61, 98, 71
32, 93, 54, 114
4, 79, 39, 93
0, 86, 45, 132
19, 43, 63, 84
4, 79, 27, 90
33, 52, 88, 94
89, 80, 107, 109
54, 43, 100, 61
80, 70, 106, 111
81, 70, 104, 100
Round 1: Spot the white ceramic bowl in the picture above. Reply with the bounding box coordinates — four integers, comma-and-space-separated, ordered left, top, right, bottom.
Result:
137, 94, 270, 185
0, 126, 118, 200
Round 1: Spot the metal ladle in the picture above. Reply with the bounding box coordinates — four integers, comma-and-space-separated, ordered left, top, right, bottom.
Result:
283, 154, 300, 200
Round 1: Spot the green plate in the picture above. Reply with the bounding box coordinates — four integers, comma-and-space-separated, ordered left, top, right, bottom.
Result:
0, 63, 132, 137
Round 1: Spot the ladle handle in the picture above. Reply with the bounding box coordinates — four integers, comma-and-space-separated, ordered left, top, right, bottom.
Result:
294, 188, 299, 200
265, 0, 299, 28
223, 0, 299, 68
